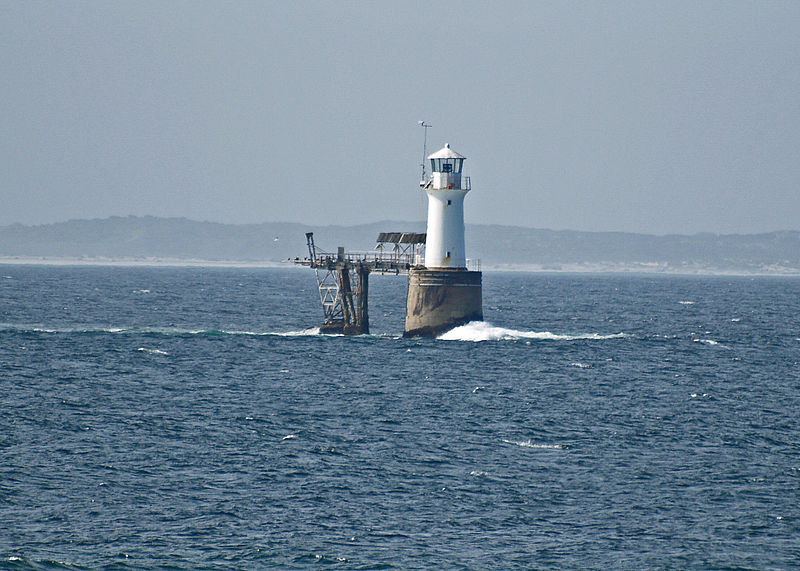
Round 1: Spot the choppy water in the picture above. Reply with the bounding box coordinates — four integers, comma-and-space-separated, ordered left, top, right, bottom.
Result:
2, 266, 799, 569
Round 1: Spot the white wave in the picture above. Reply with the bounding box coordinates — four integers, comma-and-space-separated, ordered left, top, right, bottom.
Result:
274, 327, 321, 336
35, 326, 133, 334
133, 289, 150, 294
184, 327, 323, 337
136, 347, 168, 355
502, 439, 562, 449
679, 301, 696, 305
5, 323, 405, 340
438, 321, 628, 342
693, 338, 719, 346
570, 362, 592, 368
5, 324, 326, 337
222, 327, 332, 337
281, 434, 298, 441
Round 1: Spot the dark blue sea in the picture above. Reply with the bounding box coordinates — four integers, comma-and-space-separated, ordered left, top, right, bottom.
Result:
2, 265, 799, 569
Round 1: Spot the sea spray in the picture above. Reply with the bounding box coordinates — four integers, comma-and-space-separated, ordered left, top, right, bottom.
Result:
437, 321, 628, 342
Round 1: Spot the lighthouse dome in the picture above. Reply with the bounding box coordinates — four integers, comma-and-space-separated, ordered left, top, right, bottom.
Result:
427, 143, 465, 160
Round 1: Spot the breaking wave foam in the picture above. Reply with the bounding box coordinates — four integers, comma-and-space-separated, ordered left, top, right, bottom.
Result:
502, 439, 563, 450
0, 324, 322, 338
137, 347, 169, 355
437, 321, 629, 342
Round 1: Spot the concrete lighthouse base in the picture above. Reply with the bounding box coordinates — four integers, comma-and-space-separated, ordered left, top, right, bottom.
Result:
403, 268, 483, 337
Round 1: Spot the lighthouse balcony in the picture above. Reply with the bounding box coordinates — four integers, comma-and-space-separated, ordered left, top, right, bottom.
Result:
422, 175, 470, 191
431, 173, 471, 190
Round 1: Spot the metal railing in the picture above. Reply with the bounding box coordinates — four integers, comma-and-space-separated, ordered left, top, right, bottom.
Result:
304, 248, 420, 271
343, 250, 417, 265
308, 251, 479, 270
419, 175, 471, 190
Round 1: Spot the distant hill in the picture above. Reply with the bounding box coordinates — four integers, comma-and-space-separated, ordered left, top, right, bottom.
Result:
2, 216, 800, 274
0, 216, 417, 263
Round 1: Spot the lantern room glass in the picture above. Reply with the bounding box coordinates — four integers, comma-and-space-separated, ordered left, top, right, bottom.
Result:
431, 158, 463, 174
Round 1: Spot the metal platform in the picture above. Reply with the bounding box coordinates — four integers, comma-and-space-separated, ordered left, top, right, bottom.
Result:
292, 232, 425, 334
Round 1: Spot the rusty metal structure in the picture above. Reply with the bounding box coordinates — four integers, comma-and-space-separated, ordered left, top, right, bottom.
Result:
295, 232, 425, 334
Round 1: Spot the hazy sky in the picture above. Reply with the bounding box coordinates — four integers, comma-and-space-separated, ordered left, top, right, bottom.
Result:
3, 1, 799, 234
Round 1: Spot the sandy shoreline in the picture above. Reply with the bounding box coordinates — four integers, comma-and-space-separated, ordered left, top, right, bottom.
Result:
0, 256, 292, 269
2, 256, 800, 276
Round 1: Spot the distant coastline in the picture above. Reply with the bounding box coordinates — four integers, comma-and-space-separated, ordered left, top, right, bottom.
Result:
3, 256, 800, 277
2, 216, 800, 276
0, 256, 290, 269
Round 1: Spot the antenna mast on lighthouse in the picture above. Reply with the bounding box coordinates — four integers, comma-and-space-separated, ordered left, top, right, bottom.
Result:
418, 121, 432, 186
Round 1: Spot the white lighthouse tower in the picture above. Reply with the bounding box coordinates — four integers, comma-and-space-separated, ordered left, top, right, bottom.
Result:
404, 141, 483, 337
423, 143, 469, 269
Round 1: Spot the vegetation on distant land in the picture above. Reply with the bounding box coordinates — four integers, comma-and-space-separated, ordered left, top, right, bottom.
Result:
2, 216, 800, 274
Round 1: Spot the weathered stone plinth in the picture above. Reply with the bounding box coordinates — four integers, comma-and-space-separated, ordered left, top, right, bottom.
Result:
403, 268, 483, 337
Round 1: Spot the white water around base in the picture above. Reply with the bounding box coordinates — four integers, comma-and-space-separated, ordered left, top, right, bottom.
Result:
437, 321, 628, 342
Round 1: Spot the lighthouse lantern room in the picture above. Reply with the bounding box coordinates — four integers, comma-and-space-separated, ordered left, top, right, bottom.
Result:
428, 143, 465, 190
